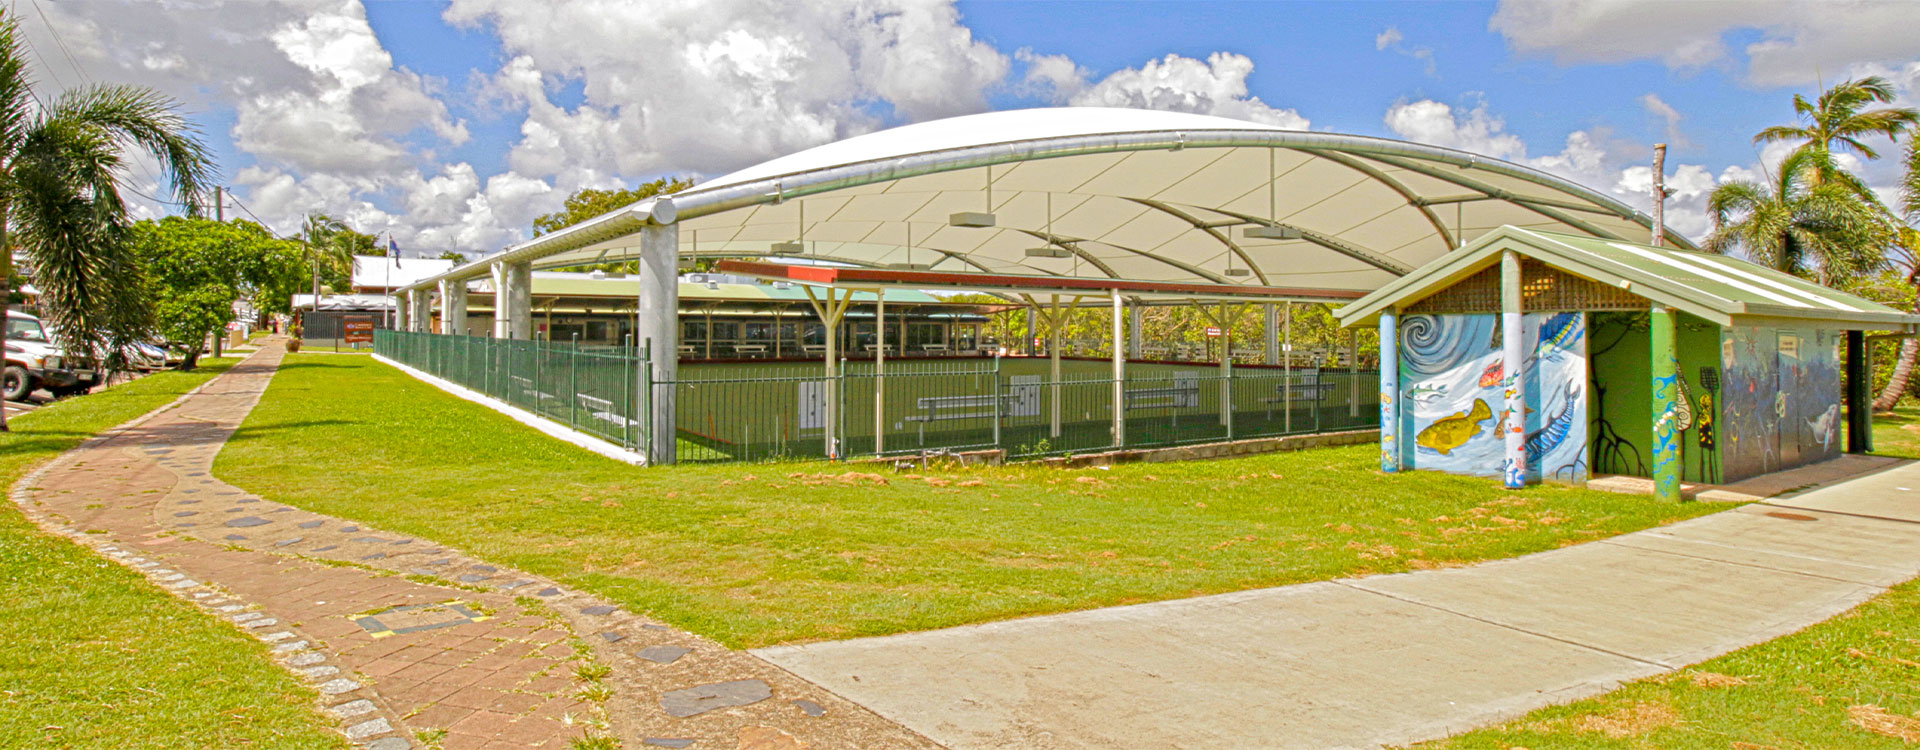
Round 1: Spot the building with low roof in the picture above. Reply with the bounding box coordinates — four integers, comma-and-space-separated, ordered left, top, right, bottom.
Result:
1335, 225, 1919, 500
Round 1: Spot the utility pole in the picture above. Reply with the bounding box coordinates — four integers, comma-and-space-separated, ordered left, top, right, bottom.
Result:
1650, 144, 1667, 247
214, 186, 224, 222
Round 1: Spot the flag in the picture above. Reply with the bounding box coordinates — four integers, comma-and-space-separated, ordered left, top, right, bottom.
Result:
388, 237, 401, 266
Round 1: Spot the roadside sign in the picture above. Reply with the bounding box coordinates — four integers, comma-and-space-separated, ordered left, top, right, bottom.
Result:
344, 318, 375, 344
1205, 326, 1222, 338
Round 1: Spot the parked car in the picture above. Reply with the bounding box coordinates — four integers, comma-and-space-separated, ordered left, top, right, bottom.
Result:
4, 310, 100, 401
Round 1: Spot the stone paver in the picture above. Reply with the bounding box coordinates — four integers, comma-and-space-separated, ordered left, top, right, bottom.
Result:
756, 459, 1920, 750
13, 339, 940, 750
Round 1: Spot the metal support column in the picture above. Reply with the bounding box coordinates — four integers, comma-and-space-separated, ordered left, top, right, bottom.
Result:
637, 222, 679, 465
1264, 303, 1280, 365
409, 289, 432, 333
1380, 309, 1400, 472
503, 261, 533, 340
491, 262, 509, 338
1112, 291, 1125, 447
1650, 303, 1681, 501
1129, 301, 1144, 359
1048, 295, 1063, 438
1501, 250, 1526, 488
874, 290, 886, 455
439, 279, 467, 336
1847, 330, 1871, 454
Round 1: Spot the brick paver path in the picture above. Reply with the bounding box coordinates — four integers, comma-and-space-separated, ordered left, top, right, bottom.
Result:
14, 340, 940, 749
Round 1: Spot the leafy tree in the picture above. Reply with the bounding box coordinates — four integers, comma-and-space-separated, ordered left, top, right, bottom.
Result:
0, 12, 213, 431
437, 251, 467, 262
1706, 147, 1891, 286
299, 213, 348, 301
1755, 76, 1918, 193
129, 216, 303, 369
533, 177, 693, 236
1875, 141, 1920, 410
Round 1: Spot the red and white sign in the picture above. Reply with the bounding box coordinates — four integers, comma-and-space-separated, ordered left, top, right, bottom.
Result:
1205, 326, 1222, 338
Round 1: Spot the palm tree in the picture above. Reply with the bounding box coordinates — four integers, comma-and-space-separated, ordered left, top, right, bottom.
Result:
1874, 140, 1920, 411
1755, 75, 1919, 194
0, 13, 213, 431
1706, 147, 1892, 286
300, 213, 349, 300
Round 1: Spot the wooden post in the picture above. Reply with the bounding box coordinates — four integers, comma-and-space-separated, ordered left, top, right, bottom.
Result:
1651, 144, 1668, 247
1501, 250, 1527, 489
1650, 303, 1681, 501
1847, 330, 1871, 454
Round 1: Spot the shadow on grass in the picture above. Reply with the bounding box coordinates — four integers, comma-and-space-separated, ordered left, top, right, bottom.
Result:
270, 361, 365, 371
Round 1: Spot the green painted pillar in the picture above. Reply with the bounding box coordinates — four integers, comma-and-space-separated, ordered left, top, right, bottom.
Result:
1650, 304, 1681, 501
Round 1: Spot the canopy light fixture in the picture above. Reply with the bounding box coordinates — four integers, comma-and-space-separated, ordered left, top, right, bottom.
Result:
771, 241, 804, 255
949, 211, 995, 227
889, 262, 933, 270
951, 165, 996, 227
1025, 246, 1072, 258
677, 258, 696, 270
1224, 267, 1252, 278
1243, 225, 1302, 240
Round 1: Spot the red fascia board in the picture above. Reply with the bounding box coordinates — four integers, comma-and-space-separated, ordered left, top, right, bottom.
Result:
715, 260, 1365, 301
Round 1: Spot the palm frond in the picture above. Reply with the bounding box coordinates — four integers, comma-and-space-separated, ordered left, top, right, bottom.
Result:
48, 84, 216, 212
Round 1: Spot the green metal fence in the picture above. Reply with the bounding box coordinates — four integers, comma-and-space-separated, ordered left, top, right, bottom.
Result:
377, 330, 1380, 464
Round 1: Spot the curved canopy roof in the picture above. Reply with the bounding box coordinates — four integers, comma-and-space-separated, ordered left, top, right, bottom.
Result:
408, 107, 1690, 297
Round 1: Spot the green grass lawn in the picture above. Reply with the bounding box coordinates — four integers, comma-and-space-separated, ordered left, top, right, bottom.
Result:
0, 360, 348, 750
217, 354, 1730, 649
1418, 577, 1920, 749
1871, 403, 1920, 460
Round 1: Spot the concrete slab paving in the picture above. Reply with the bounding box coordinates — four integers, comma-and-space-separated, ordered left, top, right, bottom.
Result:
756, 461, 1920, 750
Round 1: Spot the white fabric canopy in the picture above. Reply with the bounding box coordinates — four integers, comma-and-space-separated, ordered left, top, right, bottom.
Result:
406, 107, 1684, 296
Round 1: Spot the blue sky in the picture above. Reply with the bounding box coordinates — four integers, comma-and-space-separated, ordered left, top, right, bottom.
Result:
28, 0, 1920, 252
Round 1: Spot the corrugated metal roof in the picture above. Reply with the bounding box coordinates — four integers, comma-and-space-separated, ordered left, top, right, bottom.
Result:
1336, 226, 1918, 330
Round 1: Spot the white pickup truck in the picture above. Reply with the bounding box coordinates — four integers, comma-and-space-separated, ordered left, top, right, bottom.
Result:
4, 310, 100, 401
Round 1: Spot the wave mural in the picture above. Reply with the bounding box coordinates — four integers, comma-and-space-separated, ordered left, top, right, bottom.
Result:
1398, 312, 1588, 483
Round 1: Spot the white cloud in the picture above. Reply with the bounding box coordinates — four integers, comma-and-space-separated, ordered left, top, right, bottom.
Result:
1489, 0, 1920, 87
1067, 52, 1309, 129
1374, 26, 1436, 77
1014, 48, 1089, 101
1640, 93, 1685, 146
1383, 98, 1526, 160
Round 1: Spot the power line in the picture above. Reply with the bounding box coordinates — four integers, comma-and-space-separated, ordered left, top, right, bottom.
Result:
224, 191, 290, 239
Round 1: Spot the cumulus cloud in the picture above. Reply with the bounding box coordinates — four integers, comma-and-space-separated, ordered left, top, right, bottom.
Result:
1066, 52, 1309, 129
1489, 0, 1920, 87
1375, 26, 1436, 77
1384, 96, 1728, 238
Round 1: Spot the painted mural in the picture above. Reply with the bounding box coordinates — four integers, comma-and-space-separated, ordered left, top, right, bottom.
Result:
1397, 312, 1588, 483
1720, 326, 1842, 482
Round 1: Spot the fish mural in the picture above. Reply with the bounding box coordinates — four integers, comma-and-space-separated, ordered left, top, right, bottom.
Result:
1398, 312, 1587, 482
1478, 360, 1504, 388
1417, 399, 1493, 455
1807, 403, 1839, 450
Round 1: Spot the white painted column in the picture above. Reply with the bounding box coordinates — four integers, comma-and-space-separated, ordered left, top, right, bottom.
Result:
1048, 295, 1062, 438
439, 279, 467, 336
638, 223, 679, 465
1128, 301, 1144, 359
1264, 303, 1281, 365
1112, 291, 1126, 447
408, 289, 432, 333
505, 261, 533, 340
491, 263, 510, 338
874, 289, 886, 455
1501, 249, 1527, 488
395, 289, 410, 331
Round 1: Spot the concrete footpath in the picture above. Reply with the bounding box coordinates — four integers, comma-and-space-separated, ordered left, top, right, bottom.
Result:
756, 463, 1920, 749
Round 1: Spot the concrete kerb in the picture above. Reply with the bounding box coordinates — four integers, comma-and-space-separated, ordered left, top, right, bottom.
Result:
370, 352, 646, 466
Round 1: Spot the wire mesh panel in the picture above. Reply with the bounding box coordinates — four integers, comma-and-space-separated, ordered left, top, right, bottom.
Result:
376, 330, 1381, 465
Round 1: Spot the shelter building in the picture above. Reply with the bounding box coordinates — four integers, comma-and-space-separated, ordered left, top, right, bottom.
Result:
1336, 226, 1918, 500
385, 107, 1689, 465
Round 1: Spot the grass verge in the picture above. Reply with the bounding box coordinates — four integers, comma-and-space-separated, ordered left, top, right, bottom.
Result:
1417, 577, 1920, 749
0, 359, 348, 750
220, 354, 1728, 649
1872, 403, 1920, 460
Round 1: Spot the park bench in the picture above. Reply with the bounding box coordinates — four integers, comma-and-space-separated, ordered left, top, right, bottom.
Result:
734, 343, 768, 358
1123, 377, 1201, 410
903, 393, 1017, 443
577, 393, 635, 429
1258, 368, 1337, 419
510, 375, 556, 406
921, 343, 948, 355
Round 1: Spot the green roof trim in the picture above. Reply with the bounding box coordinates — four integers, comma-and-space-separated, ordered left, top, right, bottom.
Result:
1335, 226, 1919, 331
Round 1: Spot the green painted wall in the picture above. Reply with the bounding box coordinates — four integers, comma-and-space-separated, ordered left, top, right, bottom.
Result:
1588, 312, 1721, 482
